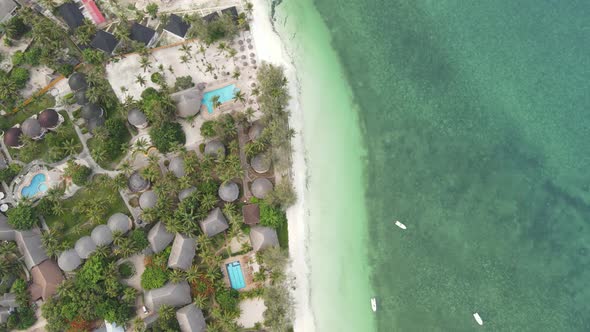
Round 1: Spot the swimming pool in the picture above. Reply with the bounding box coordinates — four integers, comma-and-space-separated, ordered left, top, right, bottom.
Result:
226, 261, 246, 290
201, 84, 239, 113
21, 173, 48, 198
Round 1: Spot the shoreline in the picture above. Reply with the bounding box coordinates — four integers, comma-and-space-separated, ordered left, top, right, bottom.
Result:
249, 1, 316, 331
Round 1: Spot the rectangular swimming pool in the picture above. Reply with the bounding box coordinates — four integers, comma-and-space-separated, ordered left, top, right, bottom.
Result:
226, 261, 246, 290
201, 84, 239, 113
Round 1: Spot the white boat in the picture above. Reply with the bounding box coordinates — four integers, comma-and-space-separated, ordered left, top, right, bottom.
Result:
394, 220, 407, 230
473, 313, 483, 325
371, 298, 377, 312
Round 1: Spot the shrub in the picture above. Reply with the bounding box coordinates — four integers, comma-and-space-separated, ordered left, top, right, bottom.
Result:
11, 67, 30, 88
141, 265, 168, 290
174, 75, 194, 91
11, 51, 24, 66
24, 48, 42, 66
200, 120, 217, 138
82, 48, 106, 66
150, 72, 164, 85
259, 200, 287, 229
64, 160, 92, 186
7, 202, 37, 230
149, 121, 185, 153
215, 286, 240, 314
57, 64, 74, 77
118, 262, 135, 279
129, 229, 149, 252
0, 163, 21, 183
4, 16, 28, 40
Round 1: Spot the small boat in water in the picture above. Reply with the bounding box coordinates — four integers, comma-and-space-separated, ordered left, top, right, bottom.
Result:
371, 298, 377, 312
473, 312, 483, 325
394, 220, 407, 230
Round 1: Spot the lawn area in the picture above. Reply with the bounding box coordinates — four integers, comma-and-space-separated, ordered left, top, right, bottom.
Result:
8, 111, 82, 163
277, 220, 289, 249
0, 94, 55, 130
44, 175, 130, 245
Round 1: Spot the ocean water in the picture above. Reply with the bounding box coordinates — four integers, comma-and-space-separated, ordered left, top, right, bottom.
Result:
303, 0, 590, 331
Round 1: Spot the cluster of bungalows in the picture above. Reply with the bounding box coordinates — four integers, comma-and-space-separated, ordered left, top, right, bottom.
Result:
3, 109, 63, 149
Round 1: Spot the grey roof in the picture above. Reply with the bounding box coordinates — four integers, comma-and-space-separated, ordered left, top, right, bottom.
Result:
21, 118, 42, 138
74, 236, 96, 259
58, 249, 82, 272
249, 226, 279, 251
164, 14, 189, 38
167, 234, 196, 271
251, 178, 273, 199
168, 156, 185, 178
176, 304, 206, 332
178, 187, 196, 201
171, 88, 203, 118
108, 213, 131, 233
68, 72, 87, 91
218, 181, 239, 202
75, 89, 88, 105
87, 115, 105, 133
221, 6, 239, 22
248, 122, 263, 140
91, 30, 119, 54
202, 12, 220, 23
81, 103, 103, 119
148, 222, 174, 253
204, 140, 225, 158
130, 22, 156, 45
58, 2, 84, 30
144, 281, 191, 311
128, 171, 150, 192
0, 293, 17, 308
139, 190, 158, 210
3, 127, 22, 147
251, 154, 271, 174
38, 109, 59, 129
15, 230, 48, 270
0, 307, 9, 324
91, 224, 113, 246
0, 214, 15, 241
0, 1, 17, 23
127, 108, 148, 127
199, 208, 228, 237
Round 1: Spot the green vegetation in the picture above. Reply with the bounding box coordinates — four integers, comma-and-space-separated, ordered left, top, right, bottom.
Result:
174, 75, 194, 91
0, 94, 55, 131
118, 261, 135, 279
214, 285, 240, 314
186, 13, 245, 45
87, 118, 130, 169
146, 3, 159, 19
5, 279, 36, 330
64, 160, 92, 186
0, 163, 21, 183
0, 242, 23, 285
82, 48, 106, 66
1, 15, 28, 40
259, 247, 293, 331
149, 121, 185, 153
141, 248, 171, 290
255, 198, 287, 229
42, 253, 136, 331
7, 201, 37, 230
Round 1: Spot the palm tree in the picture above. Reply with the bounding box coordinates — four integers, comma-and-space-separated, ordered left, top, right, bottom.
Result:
180, 54, 190, 68
169, 269, 186, 283
211, 95, 221, 110
217, 42, 227, 55
245, 107, 255, 121
112, 231, 125, 246
180, 44, 192, 56
135, 74, 146, 87
122, 287, 137, 303
131, 317, 145, 332
158, 304, 175, 321
193, 295, 208, 309
62, 138, 80, 156
245, 2, 254, 16
232, 69, 241, 80
139, 56, 152, 72
233, 90, 246, 104
118, 160, 133, 175
133, 138, 149, 155
41, 230, 61, 258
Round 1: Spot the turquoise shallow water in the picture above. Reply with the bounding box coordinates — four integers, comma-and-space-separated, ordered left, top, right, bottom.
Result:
310, 0, 590, 331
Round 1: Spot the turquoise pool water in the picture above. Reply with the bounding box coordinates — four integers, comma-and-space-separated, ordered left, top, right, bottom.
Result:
226, 261, 246, 289
201, 84, 238, 113
21, 173, 48, 198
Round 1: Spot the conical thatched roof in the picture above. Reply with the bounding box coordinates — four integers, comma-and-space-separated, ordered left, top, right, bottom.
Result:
199, 208, 229, 237
251, 154, 271, 174
68, 72, 87, 91
81, 103, 103, 120
171, 88, 203, 118
139, 190, 158, 210
248, 122, 263, 141
22, 118, 42, 138
128, 171, 150, 192
251, 178, 273, 199
91, 224, 113, 246
75, 89, 88, 105
178, 187, 196, 201
168, 156, 185, 178
3, 127, 22, 147
58, 249, 82, 272
107, 213, 131, 234
204, 140, 225, 158
218, 181, 239, 202
249, 226, 279, 251
127, 108, 148, 127
74, 236, 96, 259
38, 109, 59, 129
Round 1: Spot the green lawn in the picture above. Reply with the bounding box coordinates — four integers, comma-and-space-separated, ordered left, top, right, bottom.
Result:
277, 220, 289, 249
0, 94, 56, 130
44, 175, 130, 245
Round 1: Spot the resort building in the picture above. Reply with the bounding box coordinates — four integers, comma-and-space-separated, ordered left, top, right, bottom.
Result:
0, 1, 17, 24
91, 30, 119, 54
163, 14, 189, 39
57, 2, 85, 30
15, 229, 48, 270
0, 214, 13, 241
242, 204, 260, 226
75, 89, 88, 105
38, 109, 60, 130
58, 249, 82, 272
139, 190, 158, 210
176, 304, 207, 332
171, 88, 203, 118
250, 178, 273, 199
68, 72, 88, 92
249, 226, 279, 251
21, 118, 44, 140
0, 293, 17, 324
218, 181, 239, 202
74, 236, 96, 259
250, 154, 271, 174
81, 0, 106, 25
128, 171, 150, 193
143, 281, 192, 311
202, 12, 220, 24
168, 156, 185, 178
148, 222, 174, 253
199, 208, 229, 237
3, 127, 23, 148
178, 187, 196, 201
87, 115, 105, 133
91, 224, 114, 246
204, 140, 225, 158
130, 22, 157, 47
167, 234, 196, 271
29, 260, 64, 301
248, 122, 263, 141
221, 6, 239, 23
107, 213, 131, 234
127, 108, 148, 129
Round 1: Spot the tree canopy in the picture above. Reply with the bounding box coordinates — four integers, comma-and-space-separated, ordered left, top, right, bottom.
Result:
7, 201, 38, 230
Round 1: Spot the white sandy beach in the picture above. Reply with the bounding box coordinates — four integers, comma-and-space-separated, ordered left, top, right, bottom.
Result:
250, 1, 315, 331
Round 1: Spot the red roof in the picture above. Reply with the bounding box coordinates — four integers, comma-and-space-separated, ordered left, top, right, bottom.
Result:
82, 0, 105, 25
